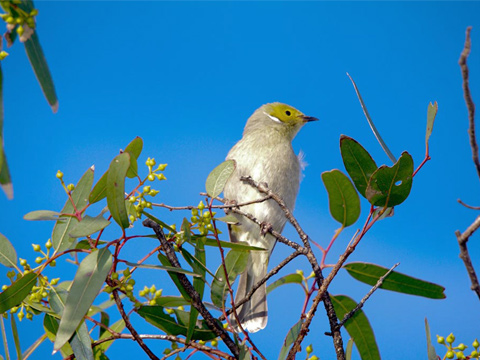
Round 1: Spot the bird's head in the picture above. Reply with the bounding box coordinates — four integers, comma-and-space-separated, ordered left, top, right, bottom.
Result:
244, 102, 318, 141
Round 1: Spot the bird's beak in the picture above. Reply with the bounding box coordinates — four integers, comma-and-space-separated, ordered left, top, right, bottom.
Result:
301, 115, 319, 123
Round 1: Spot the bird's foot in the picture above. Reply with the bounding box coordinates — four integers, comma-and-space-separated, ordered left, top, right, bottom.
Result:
224, 199, 237, 214
260, 222, 273, 236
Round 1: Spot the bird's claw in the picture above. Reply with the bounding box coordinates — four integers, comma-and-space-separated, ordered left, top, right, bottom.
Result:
224, 199, 237, 214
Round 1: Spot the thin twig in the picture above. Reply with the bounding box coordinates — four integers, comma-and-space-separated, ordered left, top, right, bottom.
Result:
455, 217, 480, 300
239, 176, 345, 360
338, 263, 399, 328
112, 289, 160, 360
143, 219, 239, 359
459, 27, 480, 181
458, 199, 480, 210
154, 196, 271, 211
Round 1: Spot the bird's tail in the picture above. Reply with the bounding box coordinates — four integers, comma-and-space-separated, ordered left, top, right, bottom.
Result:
230, 251, 268, 333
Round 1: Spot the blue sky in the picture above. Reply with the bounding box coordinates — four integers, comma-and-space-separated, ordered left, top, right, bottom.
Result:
1, 1, 480, 359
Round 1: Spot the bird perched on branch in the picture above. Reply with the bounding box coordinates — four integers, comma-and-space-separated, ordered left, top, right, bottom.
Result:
224, 102, 318, 333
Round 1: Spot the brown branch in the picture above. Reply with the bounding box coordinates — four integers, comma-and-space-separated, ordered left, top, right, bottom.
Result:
458, 199, 480, 210
239, 176, 344, 360
459, 27, 480, 181
112, 289, 160, 360
338, 263, 399, 328
91, 333, 235, 360
154, 195, 271, 211
143, 219, 239, 359
455, 216, 480, 300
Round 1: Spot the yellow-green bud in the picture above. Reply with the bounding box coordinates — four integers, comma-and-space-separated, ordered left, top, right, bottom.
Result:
51, 278, 59, 285
157, 164, 167, 171
437, 335, 445, 344
177, 306, 184, 311
473, 339, 479, 348
35, 257, 43, 264
143, 185, 151, 193
32, 244, 41, 252
198, 201, 205, 210
20, 258, 27, 266
211, 339, 218, 347
447, 333, 455, 344
56, 170, 63, 179
457, 351, 466, 359
166, 308, 174, 314
309, 356, 319, 360
156, 173, 166, 180
6, 16, 14, 24
155, 289, 163, 298
17, 311, 24, 321
148, 174, 155, 181
458, 344, 467, 351
306, 344, 313, 354
446, 351, 454, 359
29, 9, 39, 16
49, 260, 56, 267
45, 239, 52, 249
0, 51, 8, 60
67, 183, 75, 191
123, 268, 130, 277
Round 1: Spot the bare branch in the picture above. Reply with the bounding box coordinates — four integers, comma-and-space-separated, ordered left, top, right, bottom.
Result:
143, 219, 239, 359
338, 263, 399, 328
459, 27, 480, 181
153, 196, 271, 211
458, 199, 480, 210
455, 217, 480, 300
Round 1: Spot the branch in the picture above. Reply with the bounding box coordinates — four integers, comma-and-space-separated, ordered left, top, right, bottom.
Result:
338, 263, 399, 328
154, 195, 271, 211
458, 199, 480, 210
459, 27, 480, 181
239, 176, 345, 360
143, 219, 239, 359
112, 289, 160, 360
455, 216, 480, 300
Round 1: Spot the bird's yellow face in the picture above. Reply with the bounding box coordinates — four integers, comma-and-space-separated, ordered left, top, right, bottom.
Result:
263, 103, 318, 126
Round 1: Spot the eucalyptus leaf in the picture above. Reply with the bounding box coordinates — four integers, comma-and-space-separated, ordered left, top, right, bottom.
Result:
23, 210, 61, 221
0, 63, 13, 200
106, 153, 130, 229
211, 249, 248, 308
322, 169, 360, 227
331, 295, 380, 360
340, 135, 378, 198
425, 318, 438, 360
215, 215, 239, 225
278, 319, 304, 360
344, 262, 445, 299
95, 319, 125, 354
89, 171, 108, 205
124, 137, 143, 178
206, 160, 236, 198
52, 167, 94, 253
69, 215, 111, 238
158, 253, 191, 301
426, 102, 438, 149
0, 273, 37, 313
54, 248, 113, 351
0, 232, 17, 269
267, 273, 303, 295
187, 232, 206, 342
365, 152, 414, 207
191, 236, 265, 251
43, 314, 73, 357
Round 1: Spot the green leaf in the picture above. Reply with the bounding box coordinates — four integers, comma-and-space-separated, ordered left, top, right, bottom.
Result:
425, 318, 438, 360
24, 31, 58, 112
23, 210, 62, 221
343, 262, 445, 299
44, 314, 73, 357
10, 314, 21, 360
0, 232, 17, 269
137, 305, 217, 341
190, 236, 265, 251
426, 102, 438, 149
95, 318, 125, 353
153, 296, 190, 308
52, 167, 94, 253
181, 247, 215, 279
205, 160, 235, 198
347, 73, 396, 163
215, 215, 239, 225
278, 319, 303, 360
0, 64, 13, 200
321, 169, 360, 227
75, 240, 106, 250
69, 215, 111, 238
99, 312, 109, 338
211, 249, 248, 308
0, 273, 37, 313
157, 253, 191, 301
331, 295, 380, 360
142, 212, 177, 234
54, 248, 113, 351
123, 260, 200, 277
267, 273, 303, 295
124, 137, 143, 178
69, 321, 94, 360
89, 171, 108, 205
187, 231, 206, 342
340, 135, 378, 198
346, 338, 354, 360
106, 153, 130, 229
365, 152, 414, 207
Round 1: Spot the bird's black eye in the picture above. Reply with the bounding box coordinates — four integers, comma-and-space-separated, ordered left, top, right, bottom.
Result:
285, 110, 291, 116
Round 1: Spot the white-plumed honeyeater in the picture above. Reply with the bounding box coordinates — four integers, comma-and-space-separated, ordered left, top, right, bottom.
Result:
224, 102, 318, 333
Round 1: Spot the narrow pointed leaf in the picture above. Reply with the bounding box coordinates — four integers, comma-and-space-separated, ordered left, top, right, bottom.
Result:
24, 32, 58, 112
346, 338, 354, 360
181, 248, 215, 278
124, 137, 143, 178
43, 314, 73, 357
365, 152, 414, 207
425, 318, 438, 360
267, 273, 303, 295
89, 171, 108, 205
153, 296, 190, 307
10, 314, 21, 360
190, 236, 265, 251
137, 305, 217, 340
23, 210, 61, 221
95, 319, 125, 353
52, 167, 94, 253
211, 249, 248, 307
106, 153, 130, 229
322, 169, 360, 227
344, 262, 445, 299
278, 319, 304, 360
157, 253, 191, 301
340, 135, 378, 198
187, 232, 206, 342
99, 312, 110, 338
142, 211, 176, 234
331, 295, 380, 360
69, 321, 94, 360
0, 273, 37, 313
123, 260, 200, 277
0, 232, 17, 269
206, 160, 235, 198
215, 215, 239, 225
426, 102, 438, 149
54, 248, 112, 351
69, 215, 110, 238
0, 64, 12, 200
347, 73, 396, 163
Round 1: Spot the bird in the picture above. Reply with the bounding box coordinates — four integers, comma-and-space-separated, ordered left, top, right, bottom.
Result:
223, 102, 318, 333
